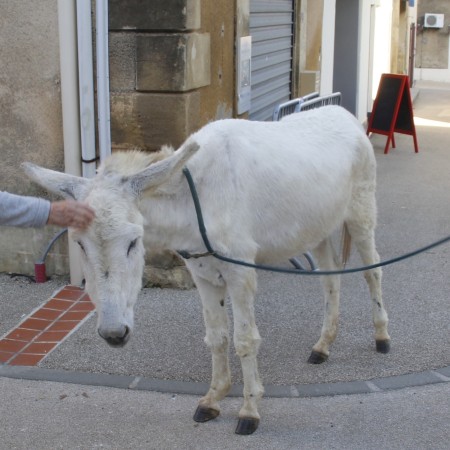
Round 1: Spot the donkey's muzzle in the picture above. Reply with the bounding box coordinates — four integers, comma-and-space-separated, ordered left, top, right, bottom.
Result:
98, 325, 130, 348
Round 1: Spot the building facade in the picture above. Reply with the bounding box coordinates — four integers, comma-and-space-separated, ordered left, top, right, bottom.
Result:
0, 0, 417, 280
415, 0, 450, 82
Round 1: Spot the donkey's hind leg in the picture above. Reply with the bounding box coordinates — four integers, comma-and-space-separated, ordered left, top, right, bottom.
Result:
189, 271, 231, 423
347, 224, 390, 353
308, 238, 342, 364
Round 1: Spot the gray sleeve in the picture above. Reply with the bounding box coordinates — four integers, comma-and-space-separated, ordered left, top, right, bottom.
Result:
0, 191, 51, 228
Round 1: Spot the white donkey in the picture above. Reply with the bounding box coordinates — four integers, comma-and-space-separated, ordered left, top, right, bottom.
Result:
24, 106, 390, 435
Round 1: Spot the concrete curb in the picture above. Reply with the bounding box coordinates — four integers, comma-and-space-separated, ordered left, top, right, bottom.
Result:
1, 364, 449, 398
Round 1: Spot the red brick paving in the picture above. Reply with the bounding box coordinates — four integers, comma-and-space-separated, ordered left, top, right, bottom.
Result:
35, 331, 69, 342
31, 308, 64, 321
8, 353, 46, 366
20, 318, 52, 331
0, 339, 29, 353
0, 351, 14, 363
5, 328, 41, 341
0, 286, 94, 366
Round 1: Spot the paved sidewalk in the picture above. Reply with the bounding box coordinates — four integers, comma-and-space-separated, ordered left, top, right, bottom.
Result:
1, 377, 450, 450
1, 81, 450, 448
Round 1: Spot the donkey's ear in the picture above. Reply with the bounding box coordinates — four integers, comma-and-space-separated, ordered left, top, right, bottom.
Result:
22, 162, 90, 200
127, 140, 200, 195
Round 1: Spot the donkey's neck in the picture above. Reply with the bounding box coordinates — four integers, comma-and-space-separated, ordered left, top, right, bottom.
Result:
139, 174, 203, 253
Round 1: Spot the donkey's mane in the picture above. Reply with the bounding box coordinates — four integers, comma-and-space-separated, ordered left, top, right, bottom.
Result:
97, 146, 175, 177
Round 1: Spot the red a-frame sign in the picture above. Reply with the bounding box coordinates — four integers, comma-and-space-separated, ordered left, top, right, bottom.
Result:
367, 74, 419, 154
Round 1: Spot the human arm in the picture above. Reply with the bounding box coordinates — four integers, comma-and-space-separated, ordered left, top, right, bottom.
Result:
0, 191, 51, 227
0, 191, 95, 229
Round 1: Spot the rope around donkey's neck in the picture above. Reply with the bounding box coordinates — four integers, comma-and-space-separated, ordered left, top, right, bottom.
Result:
178, 167, 450, 276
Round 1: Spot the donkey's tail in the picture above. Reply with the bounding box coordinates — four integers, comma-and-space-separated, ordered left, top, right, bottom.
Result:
340, 223, 352, 268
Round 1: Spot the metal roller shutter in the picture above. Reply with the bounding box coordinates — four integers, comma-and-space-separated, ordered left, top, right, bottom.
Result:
249, 0, 294, 121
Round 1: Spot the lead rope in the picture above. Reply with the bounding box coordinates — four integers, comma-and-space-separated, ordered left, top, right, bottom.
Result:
178, 167, 450, 276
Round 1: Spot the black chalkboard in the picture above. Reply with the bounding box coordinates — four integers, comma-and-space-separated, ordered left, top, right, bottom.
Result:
367, 74, 418, 154
370, 76, 403, 132
395, 86, 414, 132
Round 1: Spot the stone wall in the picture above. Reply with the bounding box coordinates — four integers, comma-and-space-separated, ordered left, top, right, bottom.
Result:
109, 0, 235, 151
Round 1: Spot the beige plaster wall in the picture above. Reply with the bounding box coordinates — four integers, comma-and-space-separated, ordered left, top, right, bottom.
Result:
305, 0, 324, 72
295, 0, 323, 97
0, 0, 68, 275
416, 0, 450, 69
0, 1, 64, 190
198, 0, 235, 124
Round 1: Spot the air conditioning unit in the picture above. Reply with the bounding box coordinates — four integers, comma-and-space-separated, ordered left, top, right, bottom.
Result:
424, 13, 444, 28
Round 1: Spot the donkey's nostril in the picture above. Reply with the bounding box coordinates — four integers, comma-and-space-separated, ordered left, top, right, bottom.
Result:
99, 326, 130, 348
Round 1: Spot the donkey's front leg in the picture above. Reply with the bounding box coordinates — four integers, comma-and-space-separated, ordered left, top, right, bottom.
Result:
227, 268, 264, 435
189, 272, 231, 423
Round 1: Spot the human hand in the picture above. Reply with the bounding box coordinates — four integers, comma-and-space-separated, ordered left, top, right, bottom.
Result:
47, 200, 95, 230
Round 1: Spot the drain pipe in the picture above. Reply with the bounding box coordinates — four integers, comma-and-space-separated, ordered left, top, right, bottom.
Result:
58, 0, 81, 178
54, 0, 84, 285
96, 0, 112, 161
77, 0, 97, 178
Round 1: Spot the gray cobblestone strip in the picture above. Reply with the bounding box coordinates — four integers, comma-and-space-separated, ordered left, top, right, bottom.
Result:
1, 364, 449, 398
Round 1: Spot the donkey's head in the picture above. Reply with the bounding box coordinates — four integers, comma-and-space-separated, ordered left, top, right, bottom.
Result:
23, 141, 199, 347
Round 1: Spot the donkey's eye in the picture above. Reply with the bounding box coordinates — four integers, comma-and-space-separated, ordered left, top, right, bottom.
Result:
127, 238, 138, 256
77, 241, 86, 254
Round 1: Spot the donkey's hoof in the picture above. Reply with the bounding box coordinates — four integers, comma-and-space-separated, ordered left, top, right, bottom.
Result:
193, 405, 220, 423
235, 417, 260, 435
376, 339, 391, 354
308, 351, 328, 364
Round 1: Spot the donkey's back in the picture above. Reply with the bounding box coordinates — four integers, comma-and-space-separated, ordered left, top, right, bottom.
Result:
185, 106, 376, 263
